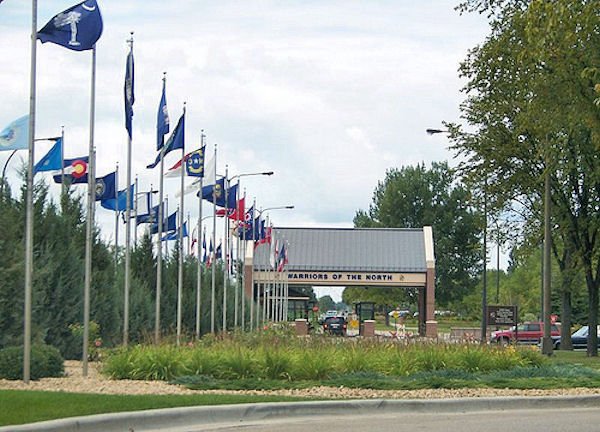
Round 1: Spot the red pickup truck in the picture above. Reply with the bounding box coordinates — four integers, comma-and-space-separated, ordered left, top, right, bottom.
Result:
490, 321, 560, 345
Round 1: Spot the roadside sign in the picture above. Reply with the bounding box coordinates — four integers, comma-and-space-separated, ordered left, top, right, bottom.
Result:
487, 305, 518, 326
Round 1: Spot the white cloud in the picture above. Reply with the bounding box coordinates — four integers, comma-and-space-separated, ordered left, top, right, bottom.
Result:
0, 0, 489, 246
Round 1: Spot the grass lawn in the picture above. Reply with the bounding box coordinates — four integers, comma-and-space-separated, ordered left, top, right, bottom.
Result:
0, 390, 313, 427
550, 350, 600, 369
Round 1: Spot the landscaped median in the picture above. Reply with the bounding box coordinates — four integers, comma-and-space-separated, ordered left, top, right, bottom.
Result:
101, 330, 600, 391
3, 330, 600, 427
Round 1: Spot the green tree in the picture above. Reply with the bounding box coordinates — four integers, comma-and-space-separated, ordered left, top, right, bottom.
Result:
452, 0, 600, 355
354, 162, 482, 306
317, 295, 335, 312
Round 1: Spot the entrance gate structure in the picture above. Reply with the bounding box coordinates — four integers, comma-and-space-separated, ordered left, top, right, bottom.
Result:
245, 226, 437, 338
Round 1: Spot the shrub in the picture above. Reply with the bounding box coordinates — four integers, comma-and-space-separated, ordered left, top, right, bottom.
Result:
0, 345, 64, 380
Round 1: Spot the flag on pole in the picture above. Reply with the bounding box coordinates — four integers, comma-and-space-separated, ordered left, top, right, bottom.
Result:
94, 171, 117, 201
203, 151, 216, 185
186, 146, 205, 177
137, 202, 161, 225
277, 243, 288, 272
202, 228, 207, 263
147, 113, 185, 169
0, 115, 29, 152
101, 184, 134, 211
164, 151, 194, 178
150, 210, 177, 234
37, 0, 103, 51
162, 222, 188, 241
135, 191, 150, 218
191, 227, 198, 255
157, 79, 169, 150
200, 179, 238, 208
270, 237, 277, 269
235, 197, 246, 221
216, 208, 235, 218
33, 138, 62, 175
206, 238, 213, 267
216, 242, 222, 260
52, 157, 89, 183
124, 47, 134, 138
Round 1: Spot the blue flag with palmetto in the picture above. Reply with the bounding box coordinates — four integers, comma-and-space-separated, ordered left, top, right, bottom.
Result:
37, 0, 103, 51
124, 49, 134, 138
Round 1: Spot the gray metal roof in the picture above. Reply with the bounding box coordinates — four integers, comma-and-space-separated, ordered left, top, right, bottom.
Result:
253, 227, 427, 273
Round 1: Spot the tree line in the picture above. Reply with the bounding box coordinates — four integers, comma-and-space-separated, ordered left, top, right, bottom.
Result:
0, 176, 240, 358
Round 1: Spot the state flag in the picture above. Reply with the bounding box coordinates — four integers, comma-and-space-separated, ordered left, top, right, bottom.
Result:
0, 115, 29, 152
37, 0, 103, 51
94, 171, 116, 201
34, 138, 62, 175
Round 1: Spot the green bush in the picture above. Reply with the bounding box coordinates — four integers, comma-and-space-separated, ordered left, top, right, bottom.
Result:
0, 345, 64, 380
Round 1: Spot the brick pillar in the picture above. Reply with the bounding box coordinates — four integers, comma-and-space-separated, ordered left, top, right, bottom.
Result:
244, 262, 253, 298
295, 319, 308, 335
425, 267, 437, 338
362, 320, 375, 338
418, 287, 426, 336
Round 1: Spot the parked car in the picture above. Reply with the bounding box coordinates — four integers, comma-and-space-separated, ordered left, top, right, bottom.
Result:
490, 322, 560, 345
552, 325, 600, 350
323, 316, 347, 336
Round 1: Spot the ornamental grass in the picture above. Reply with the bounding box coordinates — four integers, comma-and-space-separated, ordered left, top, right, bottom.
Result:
102, 328, 547, 383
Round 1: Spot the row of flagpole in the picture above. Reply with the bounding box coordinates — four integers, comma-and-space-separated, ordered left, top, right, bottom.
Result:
14, 0, 295, 383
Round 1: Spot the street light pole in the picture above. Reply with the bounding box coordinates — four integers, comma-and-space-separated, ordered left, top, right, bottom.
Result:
426, 127, 487, 343
228, 171, 273, 330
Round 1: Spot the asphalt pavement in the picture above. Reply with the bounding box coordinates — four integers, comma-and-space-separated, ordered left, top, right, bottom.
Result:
3, 395, 600, 432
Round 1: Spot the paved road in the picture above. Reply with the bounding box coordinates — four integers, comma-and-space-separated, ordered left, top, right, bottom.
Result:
156, 407, 600, 432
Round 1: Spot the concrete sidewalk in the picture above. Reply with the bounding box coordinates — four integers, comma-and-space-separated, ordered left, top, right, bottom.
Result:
2, 395, 599, 432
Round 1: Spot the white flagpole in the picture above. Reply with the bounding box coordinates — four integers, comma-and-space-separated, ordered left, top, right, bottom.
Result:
82, 45, 97, 377
196, 131, 205, 339
155, 73, 166, 344
123, 34, 134, 348
259, 213, 265, 327
187, 212, 191, 256
250, 199, 256, 331
211, 144, 217, 333
222, 166, 228, 332
177, 104, 186, 346
134, 176, 138, 246
60, 126, 65, 195
241, 188, 247, 331
234, 180, 240, 328
285, 240, 289, 321
114, 163, 119, 269
23, 0, 38, 383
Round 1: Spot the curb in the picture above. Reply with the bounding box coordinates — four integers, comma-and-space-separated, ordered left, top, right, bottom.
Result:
2, 395, 600, 432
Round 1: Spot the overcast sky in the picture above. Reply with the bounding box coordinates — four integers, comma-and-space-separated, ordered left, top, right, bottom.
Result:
1, 1, 492, 301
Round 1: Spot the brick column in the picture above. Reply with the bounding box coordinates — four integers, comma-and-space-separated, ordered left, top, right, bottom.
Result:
425, 267, 437, 338
423, 226, 437, 338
